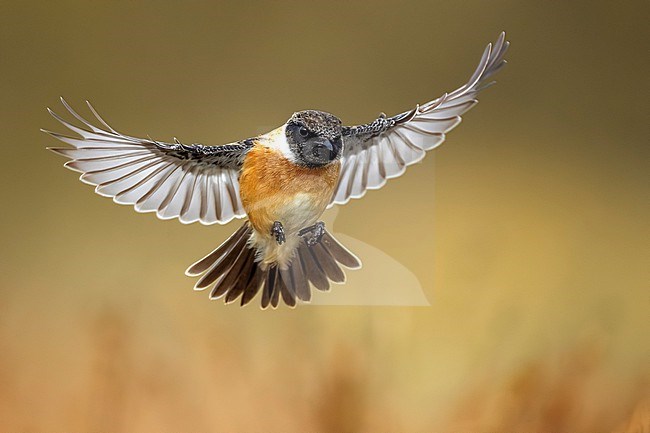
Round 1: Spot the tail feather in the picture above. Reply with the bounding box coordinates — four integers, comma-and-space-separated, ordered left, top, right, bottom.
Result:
240, 264, 264, 306
224, 249, 256, 304
212, 245, 252, 300
289, 259, 311, 302
321, 232, 361, 269
188, 222, 361, 308
261, 266, 278, 309
271, 273, 282, 308
194, 227, 251, 290
279, 268, 297, 307
186, 224, 250, 276
299, 245, 329, 291
310, 242, 346, 283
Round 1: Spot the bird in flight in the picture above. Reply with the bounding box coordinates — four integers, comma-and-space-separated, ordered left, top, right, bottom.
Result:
46, 33, 509, 309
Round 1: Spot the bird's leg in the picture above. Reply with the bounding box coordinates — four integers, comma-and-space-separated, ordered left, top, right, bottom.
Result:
299, 221, 325, 246
272, 221, 285, 245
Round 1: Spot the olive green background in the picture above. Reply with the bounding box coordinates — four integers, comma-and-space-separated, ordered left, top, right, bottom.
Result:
0, 1, 648, 431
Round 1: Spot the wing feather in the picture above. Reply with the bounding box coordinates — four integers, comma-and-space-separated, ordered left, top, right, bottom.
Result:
135, 163, 182, 213
365, 145, 383, 189
165, 167, 195, 222
65, 151, 152, 173
45, 98, 252, 225
114, 161, 171, 205
332, 32, 508, 206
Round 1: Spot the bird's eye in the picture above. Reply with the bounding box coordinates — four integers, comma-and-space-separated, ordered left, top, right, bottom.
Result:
299, 127, 309, 137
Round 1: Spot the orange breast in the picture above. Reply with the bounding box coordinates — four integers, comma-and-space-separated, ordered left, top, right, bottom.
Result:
239, 145, 340, 237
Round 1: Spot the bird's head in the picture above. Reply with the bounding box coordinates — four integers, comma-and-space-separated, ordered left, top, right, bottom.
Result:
285, 110, 343, 168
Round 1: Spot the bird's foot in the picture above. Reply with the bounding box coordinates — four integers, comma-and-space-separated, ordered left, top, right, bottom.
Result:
299, 221, 325, 246
272, 221, 285, 245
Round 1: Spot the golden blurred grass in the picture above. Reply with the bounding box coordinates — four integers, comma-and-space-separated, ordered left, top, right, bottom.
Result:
0, 0, 648, 431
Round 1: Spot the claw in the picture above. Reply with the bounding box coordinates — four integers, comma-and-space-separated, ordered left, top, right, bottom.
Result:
299, 221, 325, 246
272, 221, 285, 245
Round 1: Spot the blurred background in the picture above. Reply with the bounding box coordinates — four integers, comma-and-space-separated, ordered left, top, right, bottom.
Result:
0, 1, 648, 431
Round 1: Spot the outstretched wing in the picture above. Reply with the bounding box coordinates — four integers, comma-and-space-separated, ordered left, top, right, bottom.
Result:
45, 98, 252, 225
332, 32, 509, 205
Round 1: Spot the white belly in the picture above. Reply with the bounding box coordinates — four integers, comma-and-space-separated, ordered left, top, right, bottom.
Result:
249, 192, 327, 269
274, 193, 323, 236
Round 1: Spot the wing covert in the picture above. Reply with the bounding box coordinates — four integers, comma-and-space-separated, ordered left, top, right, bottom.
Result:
45, 98, 251, 225
332, 32, 509, 205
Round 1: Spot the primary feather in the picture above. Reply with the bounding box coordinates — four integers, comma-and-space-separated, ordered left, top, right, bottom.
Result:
45, 98, 252, 225
333, 32, 509, 205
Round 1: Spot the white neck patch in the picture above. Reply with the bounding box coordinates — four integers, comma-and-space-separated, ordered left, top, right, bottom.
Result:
261, 125, 296, 162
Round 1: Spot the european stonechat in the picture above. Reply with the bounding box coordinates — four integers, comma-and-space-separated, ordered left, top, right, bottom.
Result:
46, 33, 509, 308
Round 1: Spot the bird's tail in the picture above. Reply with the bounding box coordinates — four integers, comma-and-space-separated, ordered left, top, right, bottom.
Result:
186, 222, 361, 308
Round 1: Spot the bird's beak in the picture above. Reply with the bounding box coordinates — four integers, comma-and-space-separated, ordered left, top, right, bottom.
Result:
312, 137, 338, 161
